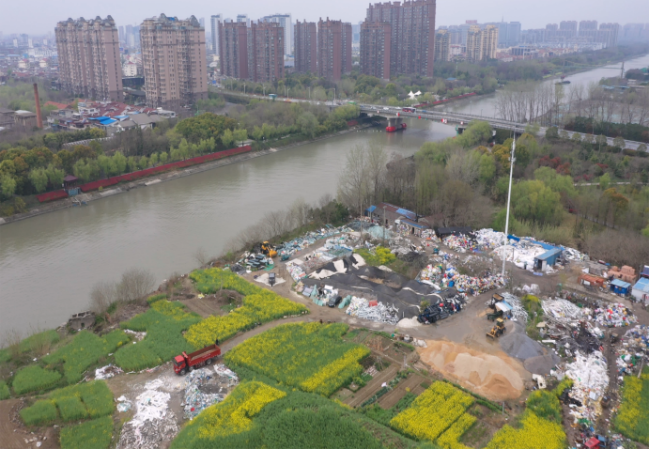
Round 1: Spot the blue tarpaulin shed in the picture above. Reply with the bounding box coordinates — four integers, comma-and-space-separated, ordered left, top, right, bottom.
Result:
396, 208, 417, 220
534, 248, 562, 270
610, 279, 631, 295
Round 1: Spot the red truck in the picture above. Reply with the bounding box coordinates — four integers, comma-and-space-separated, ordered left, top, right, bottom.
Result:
173, 344, 221, 375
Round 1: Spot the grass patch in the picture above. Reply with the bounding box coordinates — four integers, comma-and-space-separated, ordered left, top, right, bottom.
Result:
20, 380, 114, 426
42, 330, 130, 383
526, 390, 561, 423
60, 416, 113, 449
185, 268, 307, 347
0, 381, 9, 399
115, 300, 201, 371
225, 322, 369, 397
13, 365, 62, 395
20, 400, 58, 426
614, 368, 649, 444
20, 330, 61, 354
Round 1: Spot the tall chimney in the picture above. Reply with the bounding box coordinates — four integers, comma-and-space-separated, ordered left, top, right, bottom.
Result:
33, 83, 43, 128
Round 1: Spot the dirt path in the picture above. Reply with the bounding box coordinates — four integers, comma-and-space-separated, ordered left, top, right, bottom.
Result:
0, 399, 58, 449
345, 364, 399, 408
377, 372, 427, 409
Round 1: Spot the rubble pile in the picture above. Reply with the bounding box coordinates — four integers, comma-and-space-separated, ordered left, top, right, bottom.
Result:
182, 365, 239, 420
493, 241, 547, 270
593, 303, 637, 328
443, 234, 474, 252
346, 297, 400, 325
95, 364, 124, 380
560, 351, 609, 423
447, 273, 508, 296
117, 379, 179, 449
474, 229, 507, 250
615, 325, 649, 379
542, 299, 585, 323
286, 261, 307, 282
276, 225, 353, 259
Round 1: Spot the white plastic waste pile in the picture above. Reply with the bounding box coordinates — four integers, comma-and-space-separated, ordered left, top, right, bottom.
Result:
593, 303, 637, 328
501, 293, 529, 323
117, 379, 179, 449
493, 243, 546, 270
346, 297, 399, 325
561, 351, 609, 423
443, 234, 473, 252
182, 365, 238, 420
615, 325, 649, 380
562, 247, 587, 261
95, 364, 124, 380
542, 299, 585, 323
474, 228, 507, 250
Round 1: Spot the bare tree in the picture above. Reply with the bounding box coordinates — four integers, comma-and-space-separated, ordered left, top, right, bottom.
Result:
319, 193, 335, 224
445, 148, 480, 185
338, 144, 369, 217
194, 248, 209, 267
116, 268, 157, 304
2, 329, 22, 359
365, 141, 388, 204
91, 281, 117, 313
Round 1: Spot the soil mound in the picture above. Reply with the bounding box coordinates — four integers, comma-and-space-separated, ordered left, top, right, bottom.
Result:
418, 340, 526, 401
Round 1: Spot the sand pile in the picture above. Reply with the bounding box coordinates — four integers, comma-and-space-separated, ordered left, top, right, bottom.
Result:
418, 340, 526, 401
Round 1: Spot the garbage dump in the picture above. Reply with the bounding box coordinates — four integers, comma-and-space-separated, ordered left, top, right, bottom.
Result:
500, 293, 529, 322
416, 289, 466, 324
346, 296, 400, 325
592, 303, 637, 328
182, 365, 239, 420
615, 325, 649, 380
276, 225, 354, 260
542, 298, 585, 323
493, 241, 547, 270
286, 261, 307, 282
95, 364, 124, 380
559, 351, 609, 424
117, 379, 179, 449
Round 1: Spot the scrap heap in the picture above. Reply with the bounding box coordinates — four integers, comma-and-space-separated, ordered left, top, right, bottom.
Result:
559, 351, 610, 425
182, 365, 239, 420
615, 325, 649, 380
346, 296, 400, 325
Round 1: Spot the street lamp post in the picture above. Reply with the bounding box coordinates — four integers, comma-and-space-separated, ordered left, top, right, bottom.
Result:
501, 136, 516, 277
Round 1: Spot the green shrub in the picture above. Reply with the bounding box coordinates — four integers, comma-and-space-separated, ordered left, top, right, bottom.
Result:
60, 416, 113, 449
147, 293, 167, 305
354, 246, 396, 266
13, 365, 62, 395
0, 381, 9, 399
553, 378, 573, 397
57, 396, 88, 421
526, 390, 562, 423
20, 400, 58, 426
115, 300, 200, 371
43, 330, 129, 383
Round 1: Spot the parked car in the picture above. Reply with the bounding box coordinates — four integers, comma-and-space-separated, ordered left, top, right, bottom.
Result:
327, 295, 342, 308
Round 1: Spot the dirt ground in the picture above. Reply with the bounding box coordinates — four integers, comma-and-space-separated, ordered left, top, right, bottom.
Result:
0, 399, 58, 449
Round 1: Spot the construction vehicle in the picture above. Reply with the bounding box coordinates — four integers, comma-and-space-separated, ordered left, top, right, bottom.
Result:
488, 293, 504, 310
486, 318, 506, 339
260, 241, 277, 258
173, 343, 221, 375
487, 310, 504, 321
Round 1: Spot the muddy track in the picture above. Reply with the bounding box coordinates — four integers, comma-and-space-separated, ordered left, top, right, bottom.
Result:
377, 373, 427, 409
345, 364, 400, 408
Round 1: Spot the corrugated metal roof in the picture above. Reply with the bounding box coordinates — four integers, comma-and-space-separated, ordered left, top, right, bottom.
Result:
611, 279, 631, 288
633, 277, 649, 293
400, 218, 428, 229
535, 248, 562, 261
396, 208, 417, 220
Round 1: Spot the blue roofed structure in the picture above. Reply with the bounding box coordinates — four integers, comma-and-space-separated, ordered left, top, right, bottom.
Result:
632, 277, 649, 303
534, 248, 562, 270
610, 278, 631, 295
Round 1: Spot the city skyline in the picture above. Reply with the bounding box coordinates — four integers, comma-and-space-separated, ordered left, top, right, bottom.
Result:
1, 0, 647, 35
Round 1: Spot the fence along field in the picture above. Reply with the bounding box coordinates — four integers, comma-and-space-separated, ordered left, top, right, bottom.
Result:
224, 322, 370, 397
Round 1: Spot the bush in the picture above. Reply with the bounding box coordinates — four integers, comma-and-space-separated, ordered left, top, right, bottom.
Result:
60, 416, 113, 449
354, 246, 396, 266
115, 300, 200, 371
0, 381, 9, 399
225, 323, 369, 397
13, 365, 62, 395
20, 400, 58, 426
43, 330, 129, 383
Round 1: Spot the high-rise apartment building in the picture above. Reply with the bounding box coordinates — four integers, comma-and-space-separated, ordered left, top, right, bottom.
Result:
363, 0, 436, 78
249, 21, 285, 82
140, 14, 207, 109
220, 21, 249, 79
261, 14, 292, 55
317, 18, 352, 81
219, 21, 284, 82
55, 16, 123, 102
599, 23, 619, 48
237, 15, 250, 26
118, 25, 125, 44
492, 21, 520, 46
210, 15, 223, 55
360, 21, 391, 80
434, 29, 449, 62
559, 21, 577, 37
294, 21, 317, 74
579, 20, 598, 32
466, 24, 498, 62
621, 23, 649, 43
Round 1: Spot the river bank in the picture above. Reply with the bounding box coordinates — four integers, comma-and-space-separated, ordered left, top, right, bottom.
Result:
0, 123, 375, 227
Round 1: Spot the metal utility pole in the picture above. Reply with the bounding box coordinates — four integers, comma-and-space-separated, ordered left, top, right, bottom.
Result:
501, 135, 516, 276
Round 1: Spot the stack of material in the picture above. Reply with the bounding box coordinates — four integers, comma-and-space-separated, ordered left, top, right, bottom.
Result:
277, 226, 353, 259
443, 234, 473, 252
365, 225, 395, 241
615, 325, 649, 379
562, 247, 586, 261
421, 229, 438, 240
182, 365, 239, 420
448, 273, 508, 296
561, 351, 609, 424
501, 293, 529, 322
286, 261, 307, 282
474, 229, 507, 250
542, 299, 585, 323
493, 242, 547, 269
593, 303, 637, 328
346, 297, 399, 325
417, 264, 443, 283
117, 379, 179, 449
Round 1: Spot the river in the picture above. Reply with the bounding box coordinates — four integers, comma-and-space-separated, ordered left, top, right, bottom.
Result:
437, 54, 649, 118
1, 54, 648, 335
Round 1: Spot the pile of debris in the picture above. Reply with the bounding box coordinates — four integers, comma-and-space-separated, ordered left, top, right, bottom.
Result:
182, 365, 238, 420
474, 229, 507, 250
541, 298, 585, 323
443, 234, 474, 252
447, 273, 508, 296
276, 225, 353, 260
95, 364, 124, 380
558, 351, 609, 424
417, 289, 466, 324
286, 261, 307, 282
117, 379, 179, 449
593, 303, 637, 328
500, 293, 529, 323
346, 297, 400, 325
615, 325, 649, 380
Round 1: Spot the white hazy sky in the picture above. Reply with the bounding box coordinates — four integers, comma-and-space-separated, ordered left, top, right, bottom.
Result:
1, 0, 648, 35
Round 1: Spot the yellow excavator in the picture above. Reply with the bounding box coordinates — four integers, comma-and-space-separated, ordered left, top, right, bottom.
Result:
486, 318, 506, 339
260, 241, 278, 258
